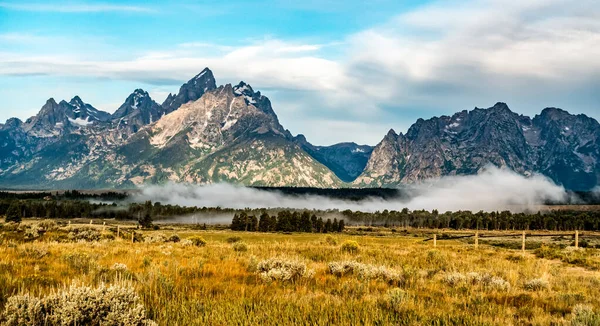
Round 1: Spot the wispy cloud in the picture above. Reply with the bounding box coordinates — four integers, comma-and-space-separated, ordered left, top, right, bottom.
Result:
0, 2, 154, 13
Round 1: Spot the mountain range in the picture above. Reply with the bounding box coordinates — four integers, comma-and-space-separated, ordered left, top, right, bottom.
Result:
0, 68, 598, 190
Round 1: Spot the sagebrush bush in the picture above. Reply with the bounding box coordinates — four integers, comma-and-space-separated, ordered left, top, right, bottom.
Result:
1, 283, 156, 326
571, 304, 600, 326
38, 220, 58, 231
188, 236, 207, 247
442, 272, 467, 287
256, 258, 314, 283
67, 227, 101, 242
328, 261, 403, 285
381, 288, 409, 313
465, 272, 510, 290
1, 222, 19, 232
523, 278, 550, 291
341, 240, 360, 254
23, 227, 41, 241
233, 242, 248, 252
143, 233, 167, 243
111, 263, 128, 272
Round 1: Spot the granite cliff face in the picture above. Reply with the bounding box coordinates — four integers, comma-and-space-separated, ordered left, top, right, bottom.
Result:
355, 103, 600, 190
0, 70, 598, 190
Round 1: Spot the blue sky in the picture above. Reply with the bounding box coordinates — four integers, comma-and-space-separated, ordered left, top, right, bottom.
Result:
1, 0, 599, 145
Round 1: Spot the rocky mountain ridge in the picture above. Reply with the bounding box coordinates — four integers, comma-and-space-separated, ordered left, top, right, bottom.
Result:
0, 69, 598, 190
355, 103, 600, 190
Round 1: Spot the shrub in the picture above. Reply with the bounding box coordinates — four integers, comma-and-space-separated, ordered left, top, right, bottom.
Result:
143, 233, 167, 243
341, 240, 360, 254
442, 272, 466, 287
38, 220, 58, 232
328, 261, 403, 285
571, 304, 600, 326
233, 242, 248, 252
23, 227, 41, 241
188, 236, 206, 247
180, 239, 193, 247
487, 276, 511, 291
2, 222, 19, 232
465, 272, 510, 290
167, 234, 180, 243
523, 278, 549, 291
67, 227, 101, 242
256, 258, 313, 283
381, 288, 409, 313
1, 294, 44, 325
226, 236, 242, 243
1, 283, 156, 326
111, 263, 128, 272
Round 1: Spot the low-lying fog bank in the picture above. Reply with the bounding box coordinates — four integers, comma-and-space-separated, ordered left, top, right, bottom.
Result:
136, 167, 568, 213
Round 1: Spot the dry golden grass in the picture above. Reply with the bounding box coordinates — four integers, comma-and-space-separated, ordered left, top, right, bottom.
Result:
1, 221, 600, 325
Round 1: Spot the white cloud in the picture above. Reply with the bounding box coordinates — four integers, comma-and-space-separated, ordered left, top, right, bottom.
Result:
346, 0, 600, 105
1, 0, 599, 145
0, 2, 154, 13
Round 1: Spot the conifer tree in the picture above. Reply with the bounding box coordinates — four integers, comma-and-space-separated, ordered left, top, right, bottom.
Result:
5, 201, 22, 223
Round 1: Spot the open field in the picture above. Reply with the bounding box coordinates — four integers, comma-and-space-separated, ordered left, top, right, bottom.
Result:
2, 220, 600, 325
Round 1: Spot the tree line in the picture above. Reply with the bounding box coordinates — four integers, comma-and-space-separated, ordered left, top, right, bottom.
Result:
231, 211, 345, 233
341, 209, 600, 231
2, 197, 600, 231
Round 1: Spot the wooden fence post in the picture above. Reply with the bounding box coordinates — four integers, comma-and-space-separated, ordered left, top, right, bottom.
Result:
522, 230, 526, 253
117, 225, 120, 238
433, 234, 437, 248
102, 222, 106, 231
131, 232, 134, 243
90, 220, 93, 225
474, 232, 479, 248
575, 230, 579, 248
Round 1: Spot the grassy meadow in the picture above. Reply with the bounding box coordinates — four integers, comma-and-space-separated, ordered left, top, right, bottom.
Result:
1, 219, 600, 325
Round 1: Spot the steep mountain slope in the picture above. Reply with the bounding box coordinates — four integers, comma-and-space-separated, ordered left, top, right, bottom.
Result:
356, 103, 600, 190
0, 70, 342, 188
111, 83, 340, 187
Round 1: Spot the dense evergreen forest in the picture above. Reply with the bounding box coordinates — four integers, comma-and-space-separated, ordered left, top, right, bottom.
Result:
1, 190, 600, 231
230, 211, 344, 233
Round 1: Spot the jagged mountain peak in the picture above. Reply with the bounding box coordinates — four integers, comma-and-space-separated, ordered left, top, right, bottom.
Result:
234, 81, 253, 93
44, 98, 58, 107
113, 89, 155, 118
192, 67, 214, 82
2, 117, 23, 129
161, 68, 218, 114
385, 128, 398, 138
69, 95, 84, 106
538, 107, 573, 120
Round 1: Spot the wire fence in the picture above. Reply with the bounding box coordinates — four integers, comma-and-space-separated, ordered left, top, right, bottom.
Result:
424, 230, 600, 251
